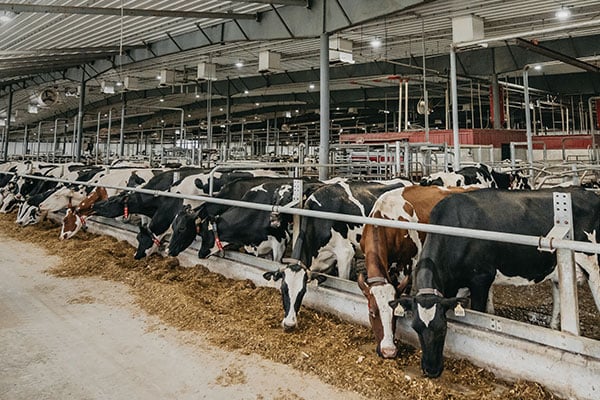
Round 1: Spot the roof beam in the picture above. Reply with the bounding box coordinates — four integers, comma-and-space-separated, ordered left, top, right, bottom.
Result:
515, 37, 600, 73
227, 0, 308, 6
0, 3, 257, 20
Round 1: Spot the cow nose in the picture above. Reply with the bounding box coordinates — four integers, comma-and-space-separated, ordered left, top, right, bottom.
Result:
422, 366, 443, 378
377, 344, 398, 359
282, 321, 296, 331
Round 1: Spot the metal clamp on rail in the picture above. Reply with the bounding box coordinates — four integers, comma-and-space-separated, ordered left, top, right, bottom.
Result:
537, 192, 573, 253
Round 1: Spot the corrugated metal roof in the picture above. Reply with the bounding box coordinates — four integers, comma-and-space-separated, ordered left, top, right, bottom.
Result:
0, 0, 599, 130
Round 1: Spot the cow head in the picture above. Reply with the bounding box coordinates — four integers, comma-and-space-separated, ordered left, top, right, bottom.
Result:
197, 217, 226, 258
16, 203, 40, 226
0, 192, 21, 213
389, 288, 466, 378
167, 205, 200, 257
134, 223, 164, 259
60, 208, 86, 240
263, 261, 327, 331
357, 273, 398, 358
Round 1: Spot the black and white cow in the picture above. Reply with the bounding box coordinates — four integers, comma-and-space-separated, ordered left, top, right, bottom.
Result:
420, 163, 530, 190
133, 170, 288, 259
263, 178, 412, 330
37, 166, 107, 215
167, 176, 300, 257
195, 179, 305, 261
390, 188, 600, 378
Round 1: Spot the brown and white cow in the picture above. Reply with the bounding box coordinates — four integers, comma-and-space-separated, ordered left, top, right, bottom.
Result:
358, 185, 478, 359
60, 187, 109, 240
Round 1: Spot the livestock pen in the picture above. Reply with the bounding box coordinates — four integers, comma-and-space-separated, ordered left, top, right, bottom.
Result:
10, 169, 599, 400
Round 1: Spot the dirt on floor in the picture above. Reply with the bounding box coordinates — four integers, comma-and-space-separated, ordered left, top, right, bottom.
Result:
0, 212, 569, 400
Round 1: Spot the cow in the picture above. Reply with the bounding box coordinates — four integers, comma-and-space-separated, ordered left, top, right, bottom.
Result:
194, 179, 318, 262
389, 187, 600, 378
166, 176, 304, 257
130, 171, 288, 260
58, 168, 161, 239
262, 178, 412, 331
358, 185, 477, 359
59, 187, 109, 240
420, 163, 530, 190
37, 166, 107, 215
90, 167, 267, 219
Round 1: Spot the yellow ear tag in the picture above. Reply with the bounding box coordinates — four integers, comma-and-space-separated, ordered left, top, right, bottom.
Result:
394, 304, 405, 317
454, 303, 465, 317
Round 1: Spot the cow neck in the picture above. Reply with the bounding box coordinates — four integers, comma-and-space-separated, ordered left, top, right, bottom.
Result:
367, 225, 392, 286
210, 220, 224, 252
415, 259, 445, 298
151, 231, 161, 247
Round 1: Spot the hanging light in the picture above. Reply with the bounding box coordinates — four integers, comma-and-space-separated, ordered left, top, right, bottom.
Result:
555, 6, 571, 20
370, 37, 382, 48
0, 11, 17, 24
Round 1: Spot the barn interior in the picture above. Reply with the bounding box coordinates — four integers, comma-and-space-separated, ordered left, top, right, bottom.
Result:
0, 0, 599, 185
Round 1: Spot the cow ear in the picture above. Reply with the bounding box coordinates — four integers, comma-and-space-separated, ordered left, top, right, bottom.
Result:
440, 297, 469, 312
357, 273, 370, 296
389, 296, 413, 316
311, 274, 327, 285
263, 270, 282, 281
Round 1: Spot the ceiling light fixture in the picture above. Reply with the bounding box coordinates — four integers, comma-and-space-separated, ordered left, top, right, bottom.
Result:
244, 89, 249, 94
555, 6, 571, 20
370, 37, 382, 48
0, 11, 17, 24
235, 60, 244, 68
534, 64, 542, 70
159, 97, 165, 102
309, 83, 315, 90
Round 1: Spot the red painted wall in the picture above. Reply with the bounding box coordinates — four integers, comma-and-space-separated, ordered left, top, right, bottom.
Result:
339, 129, 593, 150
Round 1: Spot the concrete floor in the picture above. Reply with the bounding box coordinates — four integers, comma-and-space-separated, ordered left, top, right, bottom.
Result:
0, 235, 365, 400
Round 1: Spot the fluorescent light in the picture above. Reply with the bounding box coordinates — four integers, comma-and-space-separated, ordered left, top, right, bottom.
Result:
309, 83, 315, 90
0, 11, 16, 24
370, 38, 382, 48
235, 60, 244, 68
556, 6, 571, 20
534, 65, 542, 71
244, 90, 249, 94
159, 98, 165, 102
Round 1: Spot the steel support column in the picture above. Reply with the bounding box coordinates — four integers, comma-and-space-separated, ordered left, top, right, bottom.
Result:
523, 66, 534, 170
2, 88, 12, 161
318, 31, 330, 180
450, 47, 460, 171
76, 69, 86, 162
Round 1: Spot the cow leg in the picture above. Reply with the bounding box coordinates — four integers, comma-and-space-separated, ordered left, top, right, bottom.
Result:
334, 243, 357, 280
574, 251, 600, 317
550, 279, 560, 330
468, 274, 495, 312
486, 286, 495, 314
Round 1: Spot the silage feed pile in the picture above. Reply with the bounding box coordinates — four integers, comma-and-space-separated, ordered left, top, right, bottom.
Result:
0, 213, 563, 400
